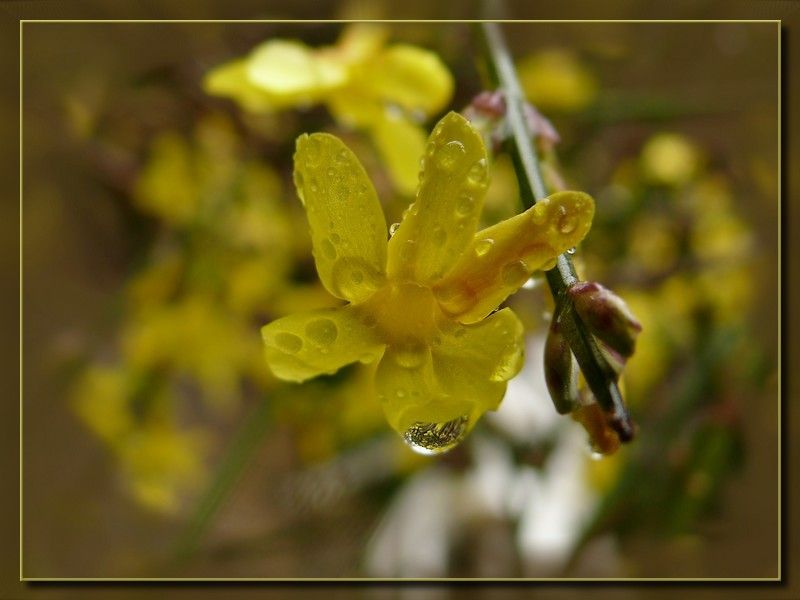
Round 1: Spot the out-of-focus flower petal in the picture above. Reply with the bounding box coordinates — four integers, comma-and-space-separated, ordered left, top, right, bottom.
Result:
335, 23, 389, 64
361, 44, 454, 117
369, 112, 428, 195
434, 191, 594, 324
387, 112, 489, 284
518, 49, 597, 113
247, 40, 346, 104
134, 132, 199, 225
326, 85, 383, 128
203, 59, 277, 113
294, 132, 389, 303
262, 307, 385, 382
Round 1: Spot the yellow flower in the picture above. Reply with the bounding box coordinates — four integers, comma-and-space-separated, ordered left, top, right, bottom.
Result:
261, 112, 595, 453
640, 132, 702, 186
518, 49, 597, 113
204, 24, 454, 195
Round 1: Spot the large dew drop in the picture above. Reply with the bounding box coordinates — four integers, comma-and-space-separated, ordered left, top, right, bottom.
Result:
402, 415, 470, 455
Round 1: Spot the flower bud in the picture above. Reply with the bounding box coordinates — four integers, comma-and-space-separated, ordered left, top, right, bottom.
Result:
463, 90, 560, 154
572, 396, 621, 456
568, 281, 642, 358
543, 316, 577, 415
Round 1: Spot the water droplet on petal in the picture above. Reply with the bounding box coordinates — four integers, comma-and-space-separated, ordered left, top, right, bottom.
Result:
436, 140, 466, 171
331, 258, 382, 302
557, 205, 577, 234
456, 193, 475, 218
402, 415, 470, 455
320, 238, 337, 260
567, 246, 576, 255
434, 286, 474, 315
275, 332, 303, 354
466, 158, 488, 188
474, 238, 494, 257
531, 203, 548, 225
305, 318, 338, 346
501, 260, 529, 288
389, 222, 400, 237
490, 341, 523, 382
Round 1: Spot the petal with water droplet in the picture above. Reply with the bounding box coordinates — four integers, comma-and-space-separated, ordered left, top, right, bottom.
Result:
262, 306, 385, 382
375, 346, 473, 435
432, 308, 524, 412
434, 190, 595, 323
294, 132, 388, 303
388, 112, 489, 284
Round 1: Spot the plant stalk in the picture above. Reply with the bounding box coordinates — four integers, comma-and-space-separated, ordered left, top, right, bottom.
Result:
480, 22, 634, 441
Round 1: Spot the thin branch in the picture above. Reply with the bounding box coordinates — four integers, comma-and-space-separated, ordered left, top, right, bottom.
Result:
480, 22, 634, 441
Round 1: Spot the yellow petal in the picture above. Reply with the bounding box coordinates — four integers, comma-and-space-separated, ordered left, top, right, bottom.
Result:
203, 59, 277, 113
336, 24, 389, 64
375, 345, 474, 435
376, 308, 523, 436
326, 85, 383, 128
362, 45, 454, 117
247, 40, 346, 105
387, 111, 489, 284
434, 190, 595, 323
369, 113, 427, 196
294, 132, 389, 303
134, 132, 199, 225
433, 307, 524, 409
262, 307, 385, 382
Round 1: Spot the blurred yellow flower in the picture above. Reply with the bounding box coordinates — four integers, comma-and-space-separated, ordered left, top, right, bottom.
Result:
120, 425, 208, 513
204, 24, 454, 195
518, 49, 597, 113
640, 132, 702, 186
121, 294, 262, 412
71, 365, 208, 514
261, 112, 595, 453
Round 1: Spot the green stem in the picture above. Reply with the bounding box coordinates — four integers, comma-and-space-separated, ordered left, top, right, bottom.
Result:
480, 22, 634, 441
168, 396, 273, 569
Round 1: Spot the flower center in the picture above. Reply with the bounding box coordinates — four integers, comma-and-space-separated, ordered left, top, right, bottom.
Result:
357, 280, 442, 346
